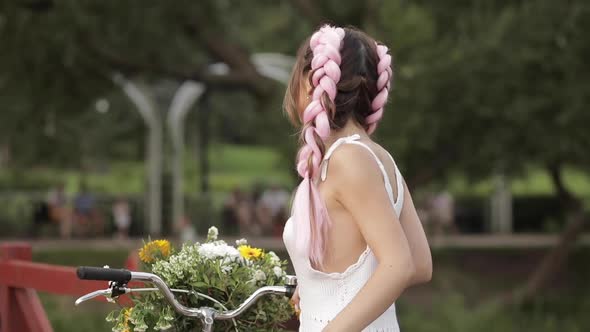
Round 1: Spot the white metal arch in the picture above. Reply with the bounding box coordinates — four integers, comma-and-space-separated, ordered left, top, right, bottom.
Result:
114, 53, 294, 236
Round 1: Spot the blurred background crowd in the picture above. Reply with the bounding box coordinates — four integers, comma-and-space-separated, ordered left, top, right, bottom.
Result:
26, 182, 460, 240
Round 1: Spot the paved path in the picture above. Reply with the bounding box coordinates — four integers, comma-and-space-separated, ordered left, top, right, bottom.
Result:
5, 233, 590, 251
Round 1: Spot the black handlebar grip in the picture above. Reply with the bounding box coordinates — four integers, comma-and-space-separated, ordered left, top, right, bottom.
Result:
285, 285, 296, 299
77, 266, 132, 283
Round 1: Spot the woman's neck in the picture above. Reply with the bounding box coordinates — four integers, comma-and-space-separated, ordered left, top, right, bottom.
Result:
325, 120, 369, 146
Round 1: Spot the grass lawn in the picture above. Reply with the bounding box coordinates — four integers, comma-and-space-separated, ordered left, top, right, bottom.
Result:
448, 166, 590, 198
0, 144, 293, 195
39, 293, 112, 332
3, 143, 590, 199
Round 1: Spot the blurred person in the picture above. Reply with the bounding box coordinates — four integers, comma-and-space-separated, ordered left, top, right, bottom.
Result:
179, 214, 196, 243
282, 25, 432, 331
73, 183, 103, 236
30, 200, 50, 237
222, 189, 240, 234
415, 192, 435, 236
112, 197, 131, 239
258, 184, 290, 237
254, 199, 274, 236
47, 183, 67, 207
224, 188, 260, 236
251, 182, 265, 204
430, 190, 456, 235
260, 184, 290, 220
47, 183, 72, 238
237, 191, 260, 236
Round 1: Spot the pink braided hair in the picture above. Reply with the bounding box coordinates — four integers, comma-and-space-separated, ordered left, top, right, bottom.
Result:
366, 43, 393, 134
292, 25, 345, 268
291, 27, 393, 268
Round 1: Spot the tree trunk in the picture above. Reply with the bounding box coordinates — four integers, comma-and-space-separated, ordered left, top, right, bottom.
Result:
0, 143, 10, 168
495, 163, 587, 306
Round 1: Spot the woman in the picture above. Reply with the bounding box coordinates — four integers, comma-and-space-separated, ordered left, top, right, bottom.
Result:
282, 25, 432, 331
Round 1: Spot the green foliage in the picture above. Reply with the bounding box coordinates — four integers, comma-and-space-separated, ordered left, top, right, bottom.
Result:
2, 0, 588, 193
390, 0, 590, 182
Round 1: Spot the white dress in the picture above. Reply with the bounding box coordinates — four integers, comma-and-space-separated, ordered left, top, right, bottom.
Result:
283, 134, 405, 332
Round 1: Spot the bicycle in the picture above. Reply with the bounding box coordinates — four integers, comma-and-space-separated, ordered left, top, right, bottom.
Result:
75, 266, 298, 332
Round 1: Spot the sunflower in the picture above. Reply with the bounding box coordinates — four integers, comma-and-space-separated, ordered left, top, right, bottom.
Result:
139, 239, 171, 263
238, 245, 264, 260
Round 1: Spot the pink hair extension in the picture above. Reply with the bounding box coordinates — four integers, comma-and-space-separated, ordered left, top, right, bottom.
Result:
366, 43, 393, 134
292, 25, 345, 268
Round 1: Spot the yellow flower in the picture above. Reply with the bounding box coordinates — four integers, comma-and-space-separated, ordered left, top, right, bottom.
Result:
238, 245, 263, 260
290, 300, 301, 319
122, 307, 132, 332
139, 239, 171, 263
123, 307, 132, 322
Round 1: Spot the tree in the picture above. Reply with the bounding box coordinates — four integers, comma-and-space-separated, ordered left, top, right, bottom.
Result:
379, 0, 590, 304
0, 0, 300, 167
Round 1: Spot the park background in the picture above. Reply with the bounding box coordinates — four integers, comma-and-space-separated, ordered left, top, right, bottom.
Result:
1, 0, 589, 331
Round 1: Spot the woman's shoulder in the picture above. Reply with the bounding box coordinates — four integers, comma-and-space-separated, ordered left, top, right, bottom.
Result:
323, 140, 387, 186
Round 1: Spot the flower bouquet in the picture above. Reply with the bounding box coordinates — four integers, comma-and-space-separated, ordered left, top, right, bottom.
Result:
108, 227, 294, 332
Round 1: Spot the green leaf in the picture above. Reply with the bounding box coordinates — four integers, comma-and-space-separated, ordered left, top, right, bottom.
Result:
191, 281, 209, 289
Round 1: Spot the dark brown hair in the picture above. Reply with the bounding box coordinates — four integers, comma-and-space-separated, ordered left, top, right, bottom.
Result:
283, 26, 381, 134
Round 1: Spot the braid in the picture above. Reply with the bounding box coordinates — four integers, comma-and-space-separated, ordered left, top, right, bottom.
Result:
292, 25, 344, 268
297, 25, 345, 178
366, 43, 393, 134
288, 27, 394, 269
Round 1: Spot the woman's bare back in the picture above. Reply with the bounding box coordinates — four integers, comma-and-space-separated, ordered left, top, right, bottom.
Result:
316, 137, 403, 274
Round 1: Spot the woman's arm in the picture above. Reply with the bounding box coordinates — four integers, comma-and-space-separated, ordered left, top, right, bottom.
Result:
322, 145, 416, 332
399, 181, 433, 285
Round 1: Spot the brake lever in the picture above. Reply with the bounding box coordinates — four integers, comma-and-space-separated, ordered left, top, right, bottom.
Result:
75, 289, 115, 306
75, 281, 130, 306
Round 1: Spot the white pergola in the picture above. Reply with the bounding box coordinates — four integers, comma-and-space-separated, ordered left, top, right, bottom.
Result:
113, 53, 294, 236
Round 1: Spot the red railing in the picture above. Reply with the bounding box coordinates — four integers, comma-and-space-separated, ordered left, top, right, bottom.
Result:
0, 242, 137, 332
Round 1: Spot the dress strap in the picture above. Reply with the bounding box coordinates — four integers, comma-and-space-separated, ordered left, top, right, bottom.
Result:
323, 134, 361, 161
320, 134, 361, 181
386, 153, 405, 213
320, 135, 403, 214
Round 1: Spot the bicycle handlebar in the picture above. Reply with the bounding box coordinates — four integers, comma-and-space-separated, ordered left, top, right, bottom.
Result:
77, 266, 132, 283
76, 266, 297, 322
